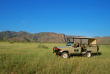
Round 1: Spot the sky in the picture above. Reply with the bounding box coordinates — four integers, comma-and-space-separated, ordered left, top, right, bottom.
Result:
0, 0, 110, 37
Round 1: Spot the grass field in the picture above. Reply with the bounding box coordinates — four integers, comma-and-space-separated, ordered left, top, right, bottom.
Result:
0, 42, 110, 74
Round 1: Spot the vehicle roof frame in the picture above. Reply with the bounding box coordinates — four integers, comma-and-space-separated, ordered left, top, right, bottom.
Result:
65, 37, 97, 45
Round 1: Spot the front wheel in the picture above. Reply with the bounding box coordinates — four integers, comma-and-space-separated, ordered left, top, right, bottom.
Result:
61, 52, 69, 58
86, 52, 91, 57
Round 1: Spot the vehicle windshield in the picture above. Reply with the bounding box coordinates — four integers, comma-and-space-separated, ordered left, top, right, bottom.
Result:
66, 42, 74, 46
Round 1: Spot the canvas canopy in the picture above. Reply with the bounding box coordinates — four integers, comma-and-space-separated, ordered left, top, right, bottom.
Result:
65, 37, 97, 45
88, 39, 96, 45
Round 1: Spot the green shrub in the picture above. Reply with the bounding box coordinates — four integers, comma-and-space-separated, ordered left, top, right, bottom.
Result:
9, 41, 15, 43
38, 44, 48, 49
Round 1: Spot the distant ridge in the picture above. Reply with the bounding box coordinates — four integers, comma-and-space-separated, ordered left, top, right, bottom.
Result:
0, 31, 65, 42
0, 31, 110, 44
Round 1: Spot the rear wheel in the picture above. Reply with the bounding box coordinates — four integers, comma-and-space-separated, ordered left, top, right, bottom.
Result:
61, 52, 69, 58
86, 52, 91, 57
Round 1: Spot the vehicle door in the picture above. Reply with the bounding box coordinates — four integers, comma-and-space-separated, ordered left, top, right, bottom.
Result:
70, 44, 81, 54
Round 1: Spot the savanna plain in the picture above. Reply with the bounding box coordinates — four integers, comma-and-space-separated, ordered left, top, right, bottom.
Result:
0, 42, 110, 74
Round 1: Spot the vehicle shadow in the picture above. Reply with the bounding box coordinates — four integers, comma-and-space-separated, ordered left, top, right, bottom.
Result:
70, 54, 82, 57
93, 52, 102, 56
70, 52, 102, 58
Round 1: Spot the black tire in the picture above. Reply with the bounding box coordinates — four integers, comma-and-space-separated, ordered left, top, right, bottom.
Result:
86, 52, 91, 57
61, 52, 69, 58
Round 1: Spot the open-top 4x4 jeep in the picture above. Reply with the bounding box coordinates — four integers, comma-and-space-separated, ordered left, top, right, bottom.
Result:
53, 37, 99, 58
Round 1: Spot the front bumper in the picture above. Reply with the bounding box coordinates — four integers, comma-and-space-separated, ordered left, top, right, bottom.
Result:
53, 51, 61, 55
53, 48, 61, 55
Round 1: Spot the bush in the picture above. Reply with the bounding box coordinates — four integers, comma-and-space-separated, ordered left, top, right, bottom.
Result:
37, 44, 48, 49
9, 41, 16, 43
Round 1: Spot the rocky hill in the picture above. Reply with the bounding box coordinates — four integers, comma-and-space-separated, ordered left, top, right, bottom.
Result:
0, 31, 110, 44
0, 31, 65, 42
97, 37, 110, 45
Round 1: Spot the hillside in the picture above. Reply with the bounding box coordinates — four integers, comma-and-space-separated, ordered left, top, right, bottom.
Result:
0, 31, 110, 44
97, 37, 110, 44
0, 31, 65, 42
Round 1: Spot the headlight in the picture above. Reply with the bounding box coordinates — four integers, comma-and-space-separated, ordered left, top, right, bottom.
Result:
60, 49, 62, 51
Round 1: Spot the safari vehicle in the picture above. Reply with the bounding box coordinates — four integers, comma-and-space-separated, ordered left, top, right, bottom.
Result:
53, 37, 99, 58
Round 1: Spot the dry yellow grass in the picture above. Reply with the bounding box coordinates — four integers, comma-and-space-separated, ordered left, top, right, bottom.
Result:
0, 42, 110, 74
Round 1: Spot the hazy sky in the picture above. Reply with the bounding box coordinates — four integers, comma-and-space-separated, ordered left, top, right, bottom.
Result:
0, 0, 110, 37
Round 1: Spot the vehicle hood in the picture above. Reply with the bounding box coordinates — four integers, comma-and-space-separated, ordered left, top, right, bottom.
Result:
57, 46, 69, 49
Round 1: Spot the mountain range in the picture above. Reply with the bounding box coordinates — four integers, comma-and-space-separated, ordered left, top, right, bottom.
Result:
0, 31, 110, 44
